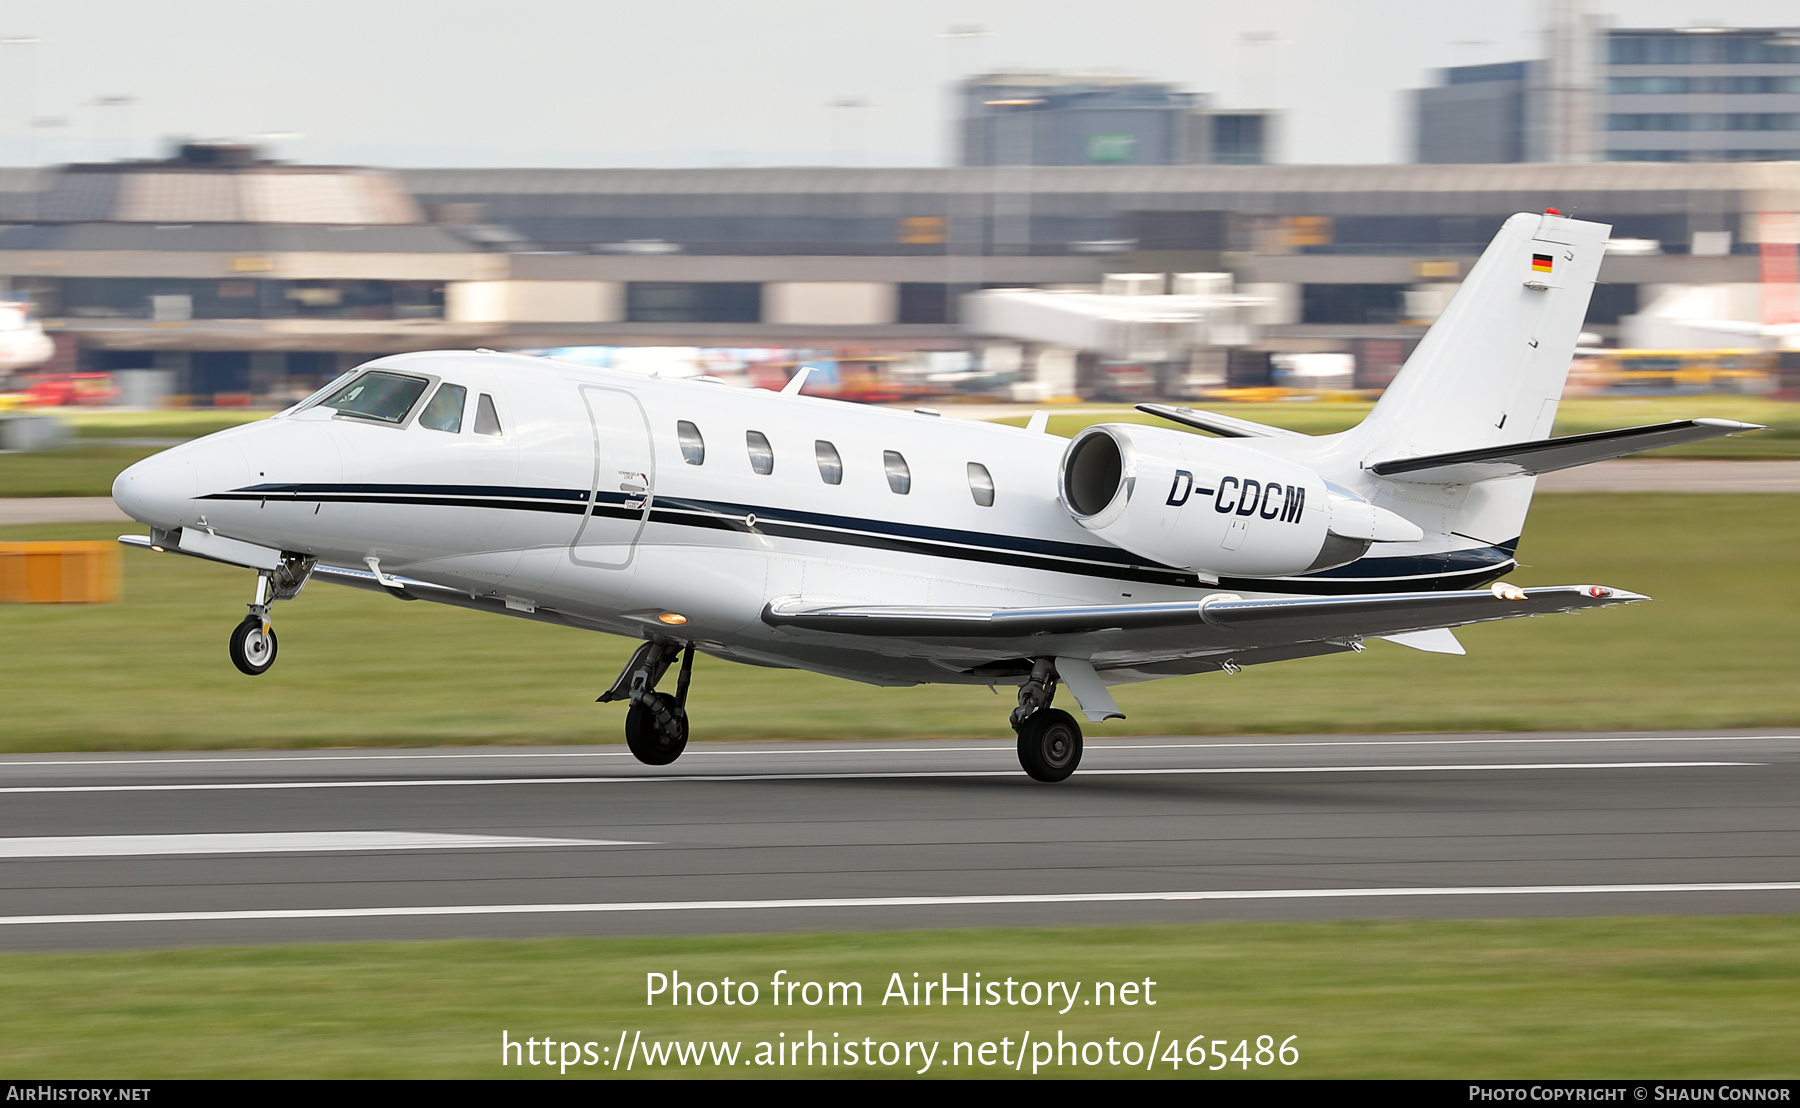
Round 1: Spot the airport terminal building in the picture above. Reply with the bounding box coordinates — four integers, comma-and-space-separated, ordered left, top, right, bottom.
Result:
0, 144, 1795, 401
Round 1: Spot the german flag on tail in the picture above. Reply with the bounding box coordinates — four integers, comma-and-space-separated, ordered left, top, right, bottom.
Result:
1531, 253, 1554, 273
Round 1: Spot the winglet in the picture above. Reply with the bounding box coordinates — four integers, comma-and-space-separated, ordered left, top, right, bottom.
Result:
1025, 410, 1049, 434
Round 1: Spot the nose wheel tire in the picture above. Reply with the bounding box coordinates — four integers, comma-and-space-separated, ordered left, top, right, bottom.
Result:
1016, 708, 1082, 782
228, 616, 278, 676
624, 692, 689, 766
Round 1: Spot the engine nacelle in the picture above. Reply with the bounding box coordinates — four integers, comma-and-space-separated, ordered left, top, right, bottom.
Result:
1058, 424, 1421, 578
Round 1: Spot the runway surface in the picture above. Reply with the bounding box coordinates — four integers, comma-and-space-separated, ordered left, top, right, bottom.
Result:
1, 730, 1796, 950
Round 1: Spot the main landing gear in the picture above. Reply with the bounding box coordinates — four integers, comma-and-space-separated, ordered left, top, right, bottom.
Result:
1011, 659, 1083, 783
600, 639, 695, 766
226, 556, 315, 676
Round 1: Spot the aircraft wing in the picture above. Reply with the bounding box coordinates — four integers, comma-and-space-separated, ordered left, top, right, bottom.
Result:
1368, 418, 1762, 483
762, 584, 1645, 647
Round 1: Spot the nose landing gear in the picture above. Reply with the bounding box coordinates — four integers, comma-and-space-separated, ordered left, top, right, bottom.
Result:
1011, 659, 1083, 783
226, 555, 314, 676
228, 615, 278, 675
600, 639, 694, 765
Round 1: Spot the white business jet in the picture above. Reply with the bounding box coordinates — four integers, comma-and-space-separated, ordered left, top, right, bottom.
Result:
112, 212, 1761, 781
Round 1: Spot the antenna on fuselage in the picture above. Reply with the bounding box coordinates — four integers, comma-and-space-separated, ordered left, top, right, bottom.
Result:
781, 366, 812, 395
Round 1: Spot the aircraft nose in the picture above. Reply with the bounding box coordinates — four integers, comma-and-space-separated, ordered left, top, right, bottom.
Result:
112, 452, 199, 530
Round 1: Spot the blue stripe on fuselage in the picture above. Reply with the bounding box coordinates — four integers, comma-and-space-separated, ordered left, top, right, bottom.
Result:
205, 482, 1518, 595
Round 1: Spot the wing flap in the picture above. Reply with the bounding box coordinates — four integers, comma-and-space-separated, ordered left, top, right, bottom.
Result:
1368, 419, 1762, 483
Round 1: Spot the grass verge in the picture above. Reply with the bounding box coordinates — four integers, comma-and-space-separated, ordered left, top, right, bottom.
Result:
0, 493, 1794, 751
0, 444, 164, 497
2, 918, 1797, 1078
61, 409, 269, 440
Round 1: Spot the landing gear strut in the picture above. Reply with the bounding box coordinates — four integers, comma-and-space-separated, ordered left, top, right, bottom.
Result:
1011, 659, 1082, 783
600, 639, 694, 766
227, 555, 314, 676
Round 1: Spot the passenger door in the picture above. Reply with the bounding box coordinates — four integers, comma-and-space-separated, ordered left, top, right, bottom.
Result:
569, 384, 655, 570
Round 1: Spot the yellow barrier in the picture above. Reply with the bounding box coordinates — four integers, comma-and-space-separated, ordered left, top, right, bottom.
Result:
0, 541, 123, 603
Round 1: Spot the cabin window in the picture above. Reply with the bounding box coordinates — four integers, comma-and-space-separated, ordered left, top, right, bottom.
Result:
418, 383, 466, 432
883, 450, 911, 494
815, 440, 842, 485
678, 421, 705, 465
967, 462, 995, 507
320, 371, 429, 424
473, 393, 503, 436
746, 430, 774, 475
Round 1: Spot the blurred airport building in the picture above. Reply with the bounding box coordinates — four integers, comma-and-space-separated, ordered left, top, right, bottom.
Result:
956, 71, 1275, 167
0, 141, 1796, 405
1414, 17, 1800, 164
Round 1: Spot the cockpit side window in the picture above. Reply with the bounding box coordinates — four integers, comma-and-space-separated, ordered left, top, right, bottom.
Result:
473, 393, 503, 436
320, 371, 430, 424
419, 383, 467, 433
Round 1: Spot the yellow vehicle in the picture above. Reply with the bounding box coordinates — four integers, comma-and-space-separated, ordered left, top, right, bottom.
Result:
1568, 349, 1774, 395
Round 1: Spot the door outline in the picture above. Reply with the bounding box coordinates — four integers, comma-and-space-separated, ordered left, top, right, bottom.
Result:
569, 384, 655, 569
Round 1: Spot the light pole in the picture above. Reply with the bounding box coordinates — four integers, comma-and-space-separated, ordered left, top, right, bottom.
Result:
90, 95, 136, 161
938, 25, 992, 321
825, 98, 867, 167
1237, 30, 1280, 110
984, 97, 1042, 254
1, 36, 40, 165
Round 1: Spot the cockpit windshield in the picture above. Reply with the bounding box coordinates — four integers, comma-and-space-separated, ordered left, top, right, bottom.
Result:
318, 371, 430, 424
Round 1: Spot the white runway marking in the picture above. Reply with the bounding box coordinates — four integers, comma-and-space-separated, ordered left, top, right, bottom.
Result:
4, 881, 1798, 928
0, 832, 648, 858
0, 762, 1756, 794
2, 734, 1790, 768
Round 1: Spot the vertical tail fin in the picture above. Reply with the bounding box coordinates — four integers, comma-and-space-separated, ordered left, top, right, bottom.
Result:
1330, 212, 1610, 548
1348, 211, 1611, 461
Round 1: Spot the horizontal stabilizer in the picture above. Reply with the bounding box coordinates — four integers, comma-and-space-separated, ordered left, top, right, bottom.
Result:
1135, 403, 1305, 439
1368, 419, 1763, 483
763, 584, 1644, 645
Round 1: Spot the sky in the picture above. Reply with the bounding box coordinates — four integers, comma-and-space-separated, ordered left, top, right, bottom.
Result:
0, 0, 1795, 169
